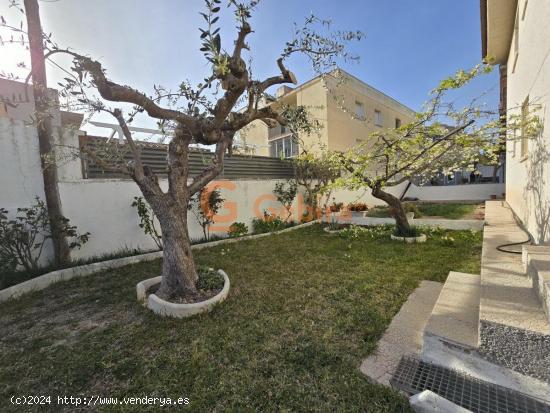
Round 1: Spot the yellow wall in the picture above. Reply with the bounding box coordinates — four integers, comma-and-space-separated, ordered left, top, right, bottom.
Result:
238, 120, 270, 156
323, 72, 415, 153
240, 70, 415, 157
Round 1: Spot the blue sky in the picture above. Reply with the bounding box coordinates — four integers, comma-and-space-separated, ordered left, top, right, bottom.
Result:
1, 0, 498, 130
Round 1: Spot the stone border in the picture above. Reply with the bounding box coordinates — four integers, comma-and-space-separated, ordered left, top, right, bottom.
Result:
323, 226, 344, 234
0, 251, 163, 303
141, 270, 230, 318
136, 275, 162, 303
390, 233, 427, 244
0, 220, 318, 303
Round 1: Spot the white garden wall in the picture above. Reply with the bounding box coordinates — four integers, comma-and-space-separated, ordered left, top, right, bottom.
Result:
1, 117, 503, 267
407, 183, 505, 202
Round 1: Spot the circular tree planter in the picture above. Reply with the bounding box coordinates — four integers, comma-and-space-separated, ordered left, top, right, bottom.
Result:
136, 270, 230, 318
390, 233, 427, 244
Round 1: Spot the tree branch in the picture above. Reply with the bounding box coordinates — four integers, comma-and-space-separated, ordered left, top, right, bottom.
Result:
45, 49, 198, 128
188, 136, 231, 196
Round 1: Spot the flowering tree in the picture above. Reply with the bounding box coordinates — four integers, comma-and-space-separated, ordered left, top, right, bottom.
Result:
333, 64, 502, 236
292, 150, 340, 218
1, 0, 362, 299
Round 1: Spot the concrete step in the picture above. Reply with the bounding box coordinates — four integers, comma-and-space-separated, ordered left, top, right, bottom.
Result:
423, 271, 480, 349
477, 201, 550, 385
480, 202, 550, 336
524, 245, 550, 322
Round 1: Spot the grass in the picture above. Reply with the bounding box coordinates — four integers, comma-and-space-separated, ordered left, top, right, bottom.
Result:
365, 202, 481, 220
0, 225, 482, 412
0, 247, 158, 290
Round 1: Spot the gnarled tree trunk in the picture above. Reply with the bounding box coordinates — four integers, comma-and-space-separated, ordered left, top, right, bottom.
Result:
371, 184, 411, 235
155, 207, 198, 300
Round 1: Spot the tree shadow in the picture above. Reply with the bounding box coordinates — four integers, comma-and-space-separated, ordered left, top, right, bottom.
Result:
524, 124, 550, 244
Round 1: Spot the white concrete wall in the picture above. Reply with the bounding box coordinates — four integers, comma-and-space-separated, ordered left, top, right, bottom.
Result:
0, 119, 46, 210
0, 117, 504, 266
330, 182, 504, 206
504, 0, 550, 244
407, 183, 505, 202
59, 177, 304, 261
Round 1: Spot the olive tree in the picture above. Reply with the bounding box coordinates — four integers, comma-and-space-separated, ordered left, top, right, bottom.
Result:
2, 1, 361, 300
332, 64, 502, 235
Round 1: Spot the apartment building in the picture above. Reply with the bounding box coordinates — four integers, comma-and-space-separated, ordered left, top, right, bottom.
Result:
481, 0, 550, 243
242, 69, 415, 157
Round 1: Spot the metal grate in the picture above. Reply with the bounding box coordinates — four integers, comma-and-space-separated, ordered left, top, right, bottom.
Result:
390, 356, 550, 413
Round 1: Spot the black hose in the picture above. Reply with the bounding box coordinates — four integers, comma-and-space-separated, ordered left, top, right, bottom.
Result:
496, 237, 531, 254
495, 202, 532, 254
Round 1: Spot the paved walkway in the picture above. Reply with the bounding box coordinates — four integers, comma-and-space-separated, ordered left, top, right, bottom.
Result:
480, 201, 550, 335
360, 281, 443, 386
323, 216, 484, 230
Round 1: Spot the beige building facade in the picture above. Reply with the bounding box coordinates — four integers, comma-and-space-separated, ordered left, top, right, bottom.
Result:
481, 0, 550, 243
241, 69, 415, 158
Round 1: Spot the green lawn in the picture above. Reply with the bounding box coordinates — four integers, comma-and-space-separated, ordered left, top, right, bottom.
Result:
365, 202, 482, 220
0, 225, 482, 412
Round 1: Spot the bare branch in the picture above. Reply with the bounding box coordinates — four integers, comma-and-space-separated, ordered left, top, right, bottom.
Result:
188, 136, 231, 196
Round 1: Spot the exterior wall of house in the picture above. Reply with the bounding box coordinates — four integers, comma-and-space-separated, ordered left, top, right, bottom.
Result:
324, 71, 416, 152
503, 0, 550, 243
239, 120, 270, 156
242, 71, 415, 157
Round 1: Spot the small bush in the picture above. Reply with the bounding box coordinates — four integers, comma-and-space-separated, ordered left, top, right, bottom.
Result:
326, 215, 342, 231
329, 201, 344, 212
338, 224, 393, 240
252, 212, 288, 234
301, 212, 314, 223
196, 266, 224, 291
403, 203, 421, 216
0, 198, 90, 273
347, 202, 368, 212
228, 222, 248, 238
392, 226, 421, 238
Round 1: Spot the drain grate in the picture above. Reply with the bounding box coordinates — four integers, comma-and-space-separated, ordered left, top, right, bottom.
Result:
390, 356, 550, 413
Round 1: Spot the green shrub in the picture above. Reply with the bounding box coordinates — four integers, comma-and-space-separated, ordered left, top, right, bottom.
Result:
0, 198, 90, 273
329, 201, 344, 212
196, 266, 224, 291
403, 203, 421, 216
228, 222, 248, 238
252, 212, 288, 234
392, 226, 421, 238
347, 202, 368, 212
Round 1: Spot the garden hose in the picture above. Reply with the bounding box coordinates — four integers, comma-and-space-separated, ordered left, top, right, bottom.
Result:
495, 201, 532, 255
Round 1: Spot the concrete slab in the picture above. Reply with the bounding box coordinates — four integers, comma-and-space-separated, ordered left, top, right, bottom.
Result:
480, 201, 550, 335
424, 272, 480, 349
528, 259, 550, 321
410, 390, 472, 413
360, 281, 443, 386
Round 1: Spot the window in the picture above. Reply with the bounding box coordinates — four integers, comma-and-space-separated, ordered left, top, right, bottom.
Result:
520, 96, 529, 159
355, 101, 365, 120
269, 135, 299, 159
395, 118, 401, 128
374, 109, 382, 126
